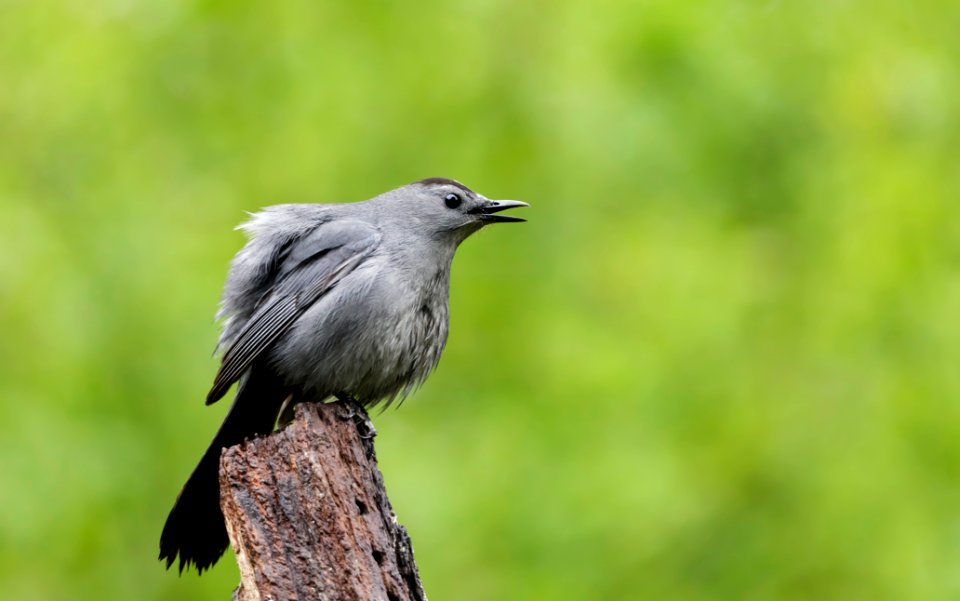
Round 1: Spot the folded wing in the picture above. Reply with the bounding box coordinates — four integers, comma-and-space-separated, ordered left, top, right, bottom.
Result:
206, 220, 381, 405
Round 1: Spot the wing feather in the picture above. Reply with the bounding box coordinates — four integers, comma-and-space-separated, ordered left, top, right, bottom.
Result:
206, 222, 380, 405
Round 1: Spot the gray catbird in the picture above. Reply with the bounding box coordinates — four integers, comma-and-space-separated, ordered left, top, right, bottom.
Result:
159, 177, 527, 573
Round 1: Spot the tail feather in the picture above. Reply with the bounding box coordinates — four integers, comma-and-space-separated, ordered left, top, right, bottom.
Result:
159, 365, 288, 574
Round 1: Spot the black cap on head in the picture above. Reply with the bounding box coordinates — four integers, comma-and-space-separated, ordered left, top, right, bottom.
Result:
415, 177, 475, 196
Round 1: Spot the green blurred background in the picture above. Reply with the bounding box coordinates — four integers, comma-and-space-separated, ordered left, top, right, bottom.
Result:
2, 0, 959, 599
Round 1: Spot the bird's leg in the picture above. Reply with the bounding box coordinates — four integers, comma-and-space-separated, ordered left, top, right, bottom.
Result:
276, 392, 298, 429
334, 392, 377, 440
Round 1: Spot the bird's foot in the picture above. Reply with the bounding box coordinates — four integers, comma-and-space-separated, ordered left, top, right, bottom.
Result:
334, 392, 377, 440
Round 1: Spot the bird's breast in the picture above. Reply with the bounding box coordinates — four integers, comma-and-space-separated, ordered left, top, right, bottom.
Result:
270, 259, 450, 404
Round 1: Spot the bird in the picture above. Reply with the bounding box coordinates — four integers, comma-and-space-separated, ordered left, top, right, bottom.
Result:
159, 177, 528, 574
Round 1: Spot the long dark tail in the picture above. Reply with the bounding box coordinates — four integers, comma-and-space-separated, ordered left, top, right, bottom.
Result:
159, 364, 288, 574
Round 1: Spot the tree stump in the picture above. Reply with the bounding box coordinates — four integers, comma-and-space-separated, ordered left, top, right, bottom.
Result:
219, 401, 427, 601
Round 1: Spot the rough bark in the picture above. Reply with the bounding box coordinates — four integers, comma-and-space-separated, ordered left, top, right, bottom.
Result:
219, 401, 427, 601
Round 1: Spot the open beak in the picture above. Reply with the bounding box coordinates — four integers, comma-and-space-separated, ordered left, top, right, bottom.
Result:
469, 199, 530, 223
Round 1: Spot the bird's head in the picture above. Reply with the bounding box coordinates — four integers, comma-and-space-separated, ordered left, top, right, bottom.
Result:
378, 178, 528, 245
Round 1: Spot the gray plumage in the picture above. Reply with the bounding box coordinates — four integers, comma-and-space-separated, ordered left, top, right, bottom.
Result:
160, 177, 527, 573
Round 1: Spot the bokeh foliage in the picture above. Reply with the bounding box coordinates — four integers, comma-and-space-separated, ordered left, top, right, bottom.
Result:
2, 1, 959, 599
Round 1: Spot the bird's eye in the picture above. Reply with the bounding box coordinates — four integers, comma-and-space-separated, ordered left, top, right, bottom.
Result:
444, 193, 462, 209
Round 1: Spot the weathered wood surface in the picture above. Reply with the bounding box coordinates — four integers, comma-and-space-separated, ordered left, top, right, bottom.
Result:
219, 401, 427, 601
